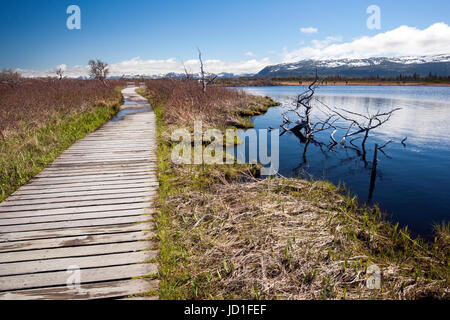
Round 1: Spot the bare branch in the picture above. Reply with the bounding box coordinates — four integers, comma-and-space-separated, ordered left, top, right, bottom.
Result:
401, 136, 408, 147
378, 140, 393, 150
181, 60, 192, 79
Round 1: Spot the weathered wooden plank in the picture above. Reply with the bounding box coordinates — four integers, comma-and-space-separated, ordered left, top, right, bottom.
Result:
25, 176, 156, 186
50, 158, 155, 163
59, 150, 153, 155
55, 158, 155, 164
0, 195, 155, 212
62, 147, 154, 151
45, 162, 155, 169
1, 191, 152, 206
0, 230, 153, 253
0, 203, 150, 219
7, 187, 156, 201
16, 179, 157, 191
0, 263, 158, 291
0, 278, 158, 300
26, 175, 154, 186
9, 183, 157, 196
41, 165, 156, 173
67, 136, 154, 140
0, 209, 150, 226
36, 169, 154, 178
0, 250, 156, 276
58, 153, 153, 158
0, 240, 152, 263
0, 215, 152, 234
71, 136, 153, 140
68, 138, 154, 141
36, 168, 154, 178
0, 223, 153, 242
47, 161, 154, 168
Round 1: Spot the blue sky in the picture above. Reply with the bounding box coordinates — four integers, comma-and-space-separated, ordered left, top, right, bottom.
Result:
1, 0, 449, 76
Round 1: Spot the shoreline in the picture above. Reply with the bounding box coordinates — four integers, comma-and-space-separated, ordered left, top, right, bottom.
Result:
275, 81, 450, 87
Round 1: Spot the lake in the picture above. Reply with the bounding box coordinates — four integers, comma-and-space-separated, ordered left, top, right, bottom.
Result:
234, 85, 450, 237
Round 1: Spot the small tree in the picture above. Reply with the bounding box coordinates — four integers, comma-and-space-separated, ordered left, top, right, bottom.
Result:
88, 59, 110, 84
0, 69, 22, 87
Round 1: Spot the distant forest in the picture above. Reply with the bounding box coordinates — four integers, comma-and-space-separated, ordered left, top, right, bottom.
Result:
216, 72, 450, 87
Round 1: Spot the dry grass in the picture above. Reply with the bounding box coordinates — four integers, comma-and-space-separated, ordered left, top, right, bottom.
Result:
162, 174, 449, 299
0, 79, 124, 201
143, 79, 278, 129
0, 79, 124, 139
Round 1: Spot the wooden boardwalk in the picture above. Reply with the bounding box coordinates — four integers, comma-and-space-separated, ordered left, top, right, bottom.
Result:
0, 87, 158, 299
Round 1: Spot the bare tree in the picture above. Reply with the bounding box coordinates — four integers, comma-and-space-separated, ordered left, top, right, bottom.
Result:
0, 69, 22, 87
56, 68, 64, 80
281, 73, 321, 137
274, 75, 402, 167
197, 48, 217, 93
88, 59, 110, 85
181, 60, 192, 79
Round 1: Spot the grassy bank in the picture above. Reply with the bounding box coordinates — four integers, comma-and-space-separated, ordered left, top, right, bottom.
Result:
138, 80, 449, 300
0, 80, 123, 201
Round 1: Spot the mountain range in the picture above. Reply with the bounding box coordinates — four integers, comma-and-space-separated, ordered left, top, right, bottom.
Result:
257, 54, 450, 78
105, 54, 450, 80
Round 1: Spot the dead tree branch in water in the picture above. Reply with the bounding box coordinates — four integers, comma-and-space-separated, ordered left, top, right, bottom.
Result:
275, 75, 402, 167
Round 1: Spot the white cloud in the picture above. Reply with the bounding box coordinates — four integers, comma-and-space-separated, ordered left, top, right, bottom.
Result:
18, 57, 273, 78
300, 27, 318, 34
245, 51, 254, 57
17, 64, 88, 78
56, 64, 67, 71
111, 56, 272, 75
284, 23, 450, 62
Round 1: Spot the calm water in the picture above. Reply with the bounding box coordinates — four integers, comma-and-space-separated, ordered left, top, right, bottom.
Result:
235, 85, 450, 237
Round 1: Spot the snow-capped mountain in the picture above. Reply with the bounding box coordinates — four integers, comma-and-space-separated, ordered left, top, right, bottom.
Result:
257, 54, 450, 78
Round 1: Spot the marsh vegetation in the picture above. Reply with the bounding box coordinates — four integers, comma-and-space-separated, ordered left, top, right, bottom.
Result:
138, 79, 449, 300
0, 77, 124, 201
